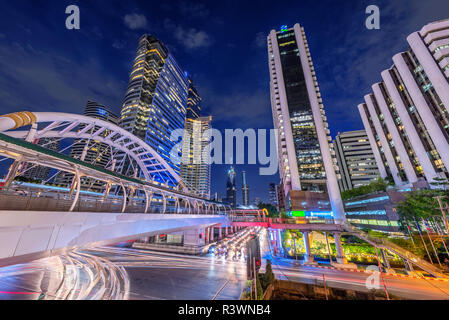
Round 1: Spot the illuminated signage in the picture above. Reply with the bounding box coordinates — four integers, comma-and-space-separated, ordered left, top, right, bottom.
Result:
97, 108, 108, 116
280, 25, 288, 33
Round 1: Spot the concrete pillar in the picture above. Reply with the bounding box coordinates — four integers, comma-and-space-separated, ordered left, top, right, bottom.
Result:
205, 227, 209, 244
69, 166, 81, 212
302, 231, 315, 264
393, 53, 449, 174
333, 233, 347, 264
118, 182, 127, 213
219, 226, 223, 240
183, 228, 200, 247
373, 83, 418, 184
382, 70, 440, 184
225, 226, 229, 236
210, 227, 215, 242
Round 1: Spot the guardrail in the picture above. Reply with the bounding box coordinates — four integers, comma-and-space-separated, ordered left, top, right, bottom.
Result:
230, 216, 335, 225
345, 224, 448, 278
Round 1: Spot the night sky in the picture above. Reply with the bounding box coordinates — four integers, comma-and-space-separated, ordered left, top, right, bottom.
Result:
0, 0, 448, 203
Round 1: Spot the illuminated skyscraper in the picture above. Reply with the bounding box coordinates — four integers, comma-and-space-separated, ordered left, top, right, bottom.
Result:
56, 101, 119, 192
268, 182, 278, 206
186, 77, 201, 119
21, 138, 60, 182
226, 166, 236, 208
118, 35, 188, 183
180, 116, 212, 198
267, 24, 344, 222
358, 19, 449, 188
242, 171, 249, 206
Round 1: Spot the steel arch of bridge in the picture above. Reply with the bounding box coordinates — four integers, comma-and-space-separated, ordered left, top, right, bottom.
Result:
0, 111, 234, 214
0, 111, 186, 191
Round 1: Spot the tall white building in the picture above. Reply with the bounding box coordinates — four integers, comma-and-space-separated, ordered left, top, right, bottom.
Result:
334, 130, 381, 191
180, 116, 212, 198
267, 24, 345, 222
358, 19, 449, 188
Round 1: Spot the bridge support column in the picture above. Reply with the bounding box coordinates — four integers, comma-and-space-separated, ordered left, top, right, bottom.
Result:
3, 159, 22, 191
120, 182, 127, 214
210, 227, 215, 243
144, 189, 152, 214
205, 227, 209, 244
333, 233, 347, 264
69, 166, 81, 212
162, 194, 167, 214
302, 232, 316, 265
103, 182, 112, 201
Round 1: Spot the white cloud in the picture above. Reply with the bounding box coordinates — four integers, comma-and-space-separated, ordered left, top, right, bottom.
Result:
123, 13, 148, 30
174, 27, 212, 50
253, 32, 266, 48
164, 19, 212, 51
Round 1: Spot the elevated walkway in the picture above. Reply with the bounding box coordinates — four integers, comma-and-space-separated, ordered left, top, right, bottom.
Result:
0, 210, 229, 267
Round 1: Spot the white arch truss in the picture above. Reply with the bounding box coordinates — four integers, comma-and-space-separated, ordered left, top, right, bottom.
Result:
0, 111, 188, 192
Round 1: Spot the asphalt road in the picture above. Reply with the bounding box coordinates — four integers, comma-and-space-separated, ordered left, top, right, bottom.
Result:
260, 232, 449, 300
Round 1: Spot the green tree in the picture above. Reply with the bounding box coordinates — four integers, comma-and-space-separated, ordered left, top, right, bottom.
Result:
395, 189, 448, 220
341, 178, 391, 200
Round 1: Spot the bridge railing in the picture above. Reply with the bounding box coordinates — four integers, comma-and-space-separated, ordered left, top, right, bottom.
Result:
230, 215, 335, 225
0, 191, 222, 215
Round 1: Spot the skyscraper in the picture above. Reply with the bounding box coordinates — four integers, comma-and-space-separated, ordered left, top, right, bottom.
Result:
21, 138, 61, 182
333, 130, 381, 191
226, 166, 236, 208
180, 116, 212, 198
56, 101, 119, 193
242, 170, 249, 206
267, 24, 344, 221
358, 19, 449, 188
118, 35, 189, 183
268, 182, 278, 206
186, 77, 201, 119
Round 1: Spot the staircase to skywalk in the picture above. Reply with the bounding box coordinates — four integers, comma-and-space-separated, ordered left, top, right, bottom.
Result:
345, 224, 448, 279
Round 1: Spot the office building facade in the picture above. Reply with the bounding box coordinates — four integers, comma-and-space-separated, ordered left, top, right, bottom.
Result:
226, 166, 237, 208
56, 101, 119, 193
267, 23, 344, 221
334, 130, 381, 191
358, 19, 449, 189
268, 182, 278, 206
21, 138, 61, 182
180, 116, 212, 198
118, 35, 189, 183
242, 171, 249, 206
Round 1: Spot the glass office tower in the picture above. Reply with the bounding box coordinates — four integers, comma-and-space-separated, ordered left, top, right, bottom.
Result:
118, 35, 188, 184
267, 24, 344, 222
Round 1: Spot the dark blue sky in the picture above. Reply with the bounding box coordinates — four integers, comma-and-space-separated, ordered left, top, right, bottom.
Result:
0, 0, 448, 203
